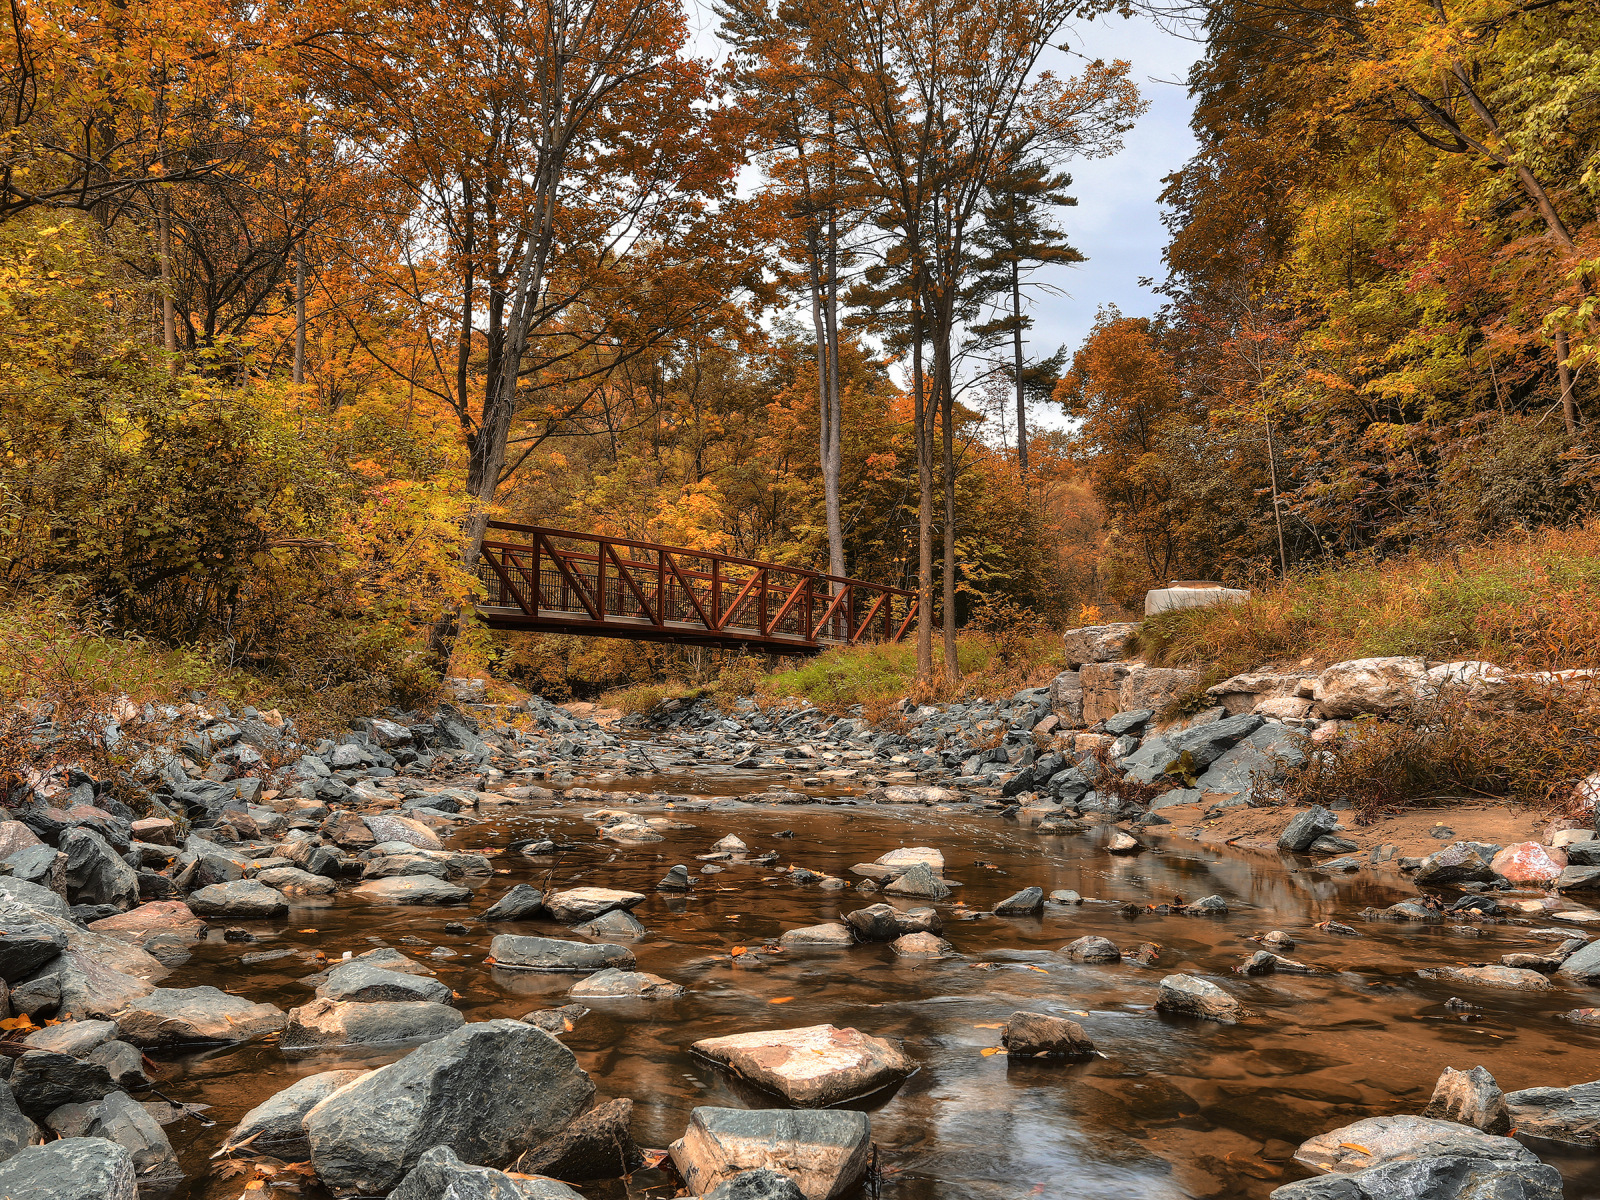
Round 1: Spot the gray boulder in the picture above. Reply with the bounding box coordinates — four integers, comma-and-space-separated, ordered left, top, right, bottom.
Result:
571, 909, 648, 940
1504, 1078, 1600, 1147
1423, 1066, 1511, 1135
0, 1079, 39, 1161
10, 1051, 121, 1119
780, 923, 855, 948
568, 968, 685, 999
1415, 843, 1500, 886
84, 1041, 150, 1090
1268, 1156, 1562, 1199
1062, 935, 1120, 963
1197, 723, 1306, 799
221, 1070, 367, 1160
483, 885, 546, 921
514, 1096, 643, 1180
844, 904, 941, 942
543, 888, 646, 924
1060, 623, 1139, 667
1294, 1114, 1541, 1174
671, 1108, 871, 1200
1001, 1011, 1095, 1056
315, 961, 453, 1004
881, 862, 950, 900
255, 866, 338, 896
0, 1138, 136, 1200
705, 1169, 806, 1200
0, 925, 67, 984
1122, 714, 1265, 785
6, 845, 66, 894
351, 876, 471, 905
282, 997, 465, 1050
1155, 974, 1245, 1023
305, 1019, 595, 1195
60, 830, 138, 911
43, 1092, 181, 1185
489, 935, 635, 972
391, 1146, 584, 1200
993, 887, 1044, 915
1277, 806, 1340, 853
22, 1018, 117, 1057
115, 986, 285, 1047
186, 879, 288, 918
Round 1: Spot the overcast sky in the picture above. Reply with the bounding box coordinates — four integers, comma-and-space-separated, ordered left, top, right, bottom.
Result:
686, 7, 1204, 432
1023, 13, 1203, 428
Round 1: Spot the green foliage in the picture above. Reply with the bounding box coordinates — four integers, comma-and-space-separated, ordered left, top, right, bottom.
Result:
0, 212, 473, 723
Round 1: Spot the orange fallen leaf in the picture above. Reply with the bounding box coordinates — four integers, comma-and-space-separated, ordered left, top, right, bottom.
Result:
730, 946, 747, 957
298, 929, 318, 934
1339, 1143, 1373, 1155
972, 1023, 1005, 1029
484, 956, 497, 965
980, 1047, 1002, 1056
769, 997, 794, 1004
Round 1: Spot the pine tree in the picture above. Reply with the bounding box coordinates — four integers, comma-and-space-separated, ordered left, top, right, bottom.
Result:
969, 159, 1083, 477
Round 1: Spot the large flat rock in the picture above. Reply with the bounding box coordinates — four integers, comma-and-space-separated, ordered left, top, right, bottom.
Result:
351, 876, 471, 905
283, 997, 465, 1051
690, 1024, 914, 1107
543, 888, 646, 924
490, 935, 635, 973
115, 985, 286, 1047
1294, 1114, 1541, 1174
670, 1108, 871, 1200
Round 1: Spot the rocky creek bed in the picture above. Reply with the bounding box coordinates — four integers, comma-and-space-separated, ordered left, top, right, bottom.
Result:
5, 683, 1600, 1200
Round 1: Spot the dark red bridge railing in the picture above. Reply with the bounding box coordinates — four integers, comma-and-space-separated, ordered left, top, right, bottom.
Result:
475, 521, 917, 653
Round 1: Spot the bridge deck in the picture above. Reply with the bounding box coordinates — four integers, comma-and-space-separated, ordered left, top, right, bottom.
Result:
474, 521, 916, 655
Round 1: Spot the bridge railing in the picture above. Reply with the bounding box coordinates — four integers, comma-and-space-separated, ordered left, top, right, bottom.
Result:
476, 521, 916, 650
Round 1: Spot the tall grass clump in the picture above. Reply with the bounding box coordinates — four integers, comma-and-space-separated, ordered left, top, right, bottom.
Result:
1136, 522, 1600, 674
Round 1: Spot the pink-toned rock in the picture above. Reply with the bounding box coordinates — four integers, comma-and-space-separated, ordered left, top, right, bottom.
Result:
130, 818, 177, 846
691, 1025, 915, 1107
1490, 841, 1567, 885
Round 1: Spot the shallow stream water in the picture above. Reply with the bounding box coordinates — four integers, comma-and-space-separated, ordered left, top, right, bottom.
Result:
151, 762, 1600, 1200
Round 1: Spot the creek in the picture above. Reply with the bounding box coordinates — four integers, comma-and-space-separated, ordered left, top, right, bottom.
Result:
149, 758, 1600, 1200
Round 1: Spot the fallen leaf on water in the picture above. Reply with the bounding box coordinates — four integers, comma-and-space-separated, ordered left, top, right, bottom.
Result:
298, 929, 318, 934
1339, 1143, 1373, 1155
484, 956, 497, 965
980, 1047, 1002, 1056
972, 1023, 1005, 1029
769, 997, 794, 1004
1026, 966, 1048, 973
730, 946, 747, 957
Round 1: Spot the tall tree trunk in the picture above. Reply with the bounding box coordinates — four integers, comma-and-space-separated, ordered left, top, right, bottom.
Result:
936, 327, 959, 681
158, 190, 177, 376
1011, 258, 1027, 477
1557, 330, 1581, 434
426, 57, 569, 676
824, 208, 845, 583
1264, 411, 1288, 576
912, 312, 934, 685
293, 241, 307, 385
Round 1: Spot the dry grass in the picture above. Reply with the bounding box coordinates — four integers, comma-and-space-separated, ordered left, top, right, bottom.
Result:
1136, 521, 1600, 675
1281, 681, 1600, 822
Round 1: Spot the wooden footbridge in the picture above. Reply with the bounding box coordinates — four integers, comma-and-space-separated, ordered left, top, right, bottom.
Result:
475, 521, 917, 654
